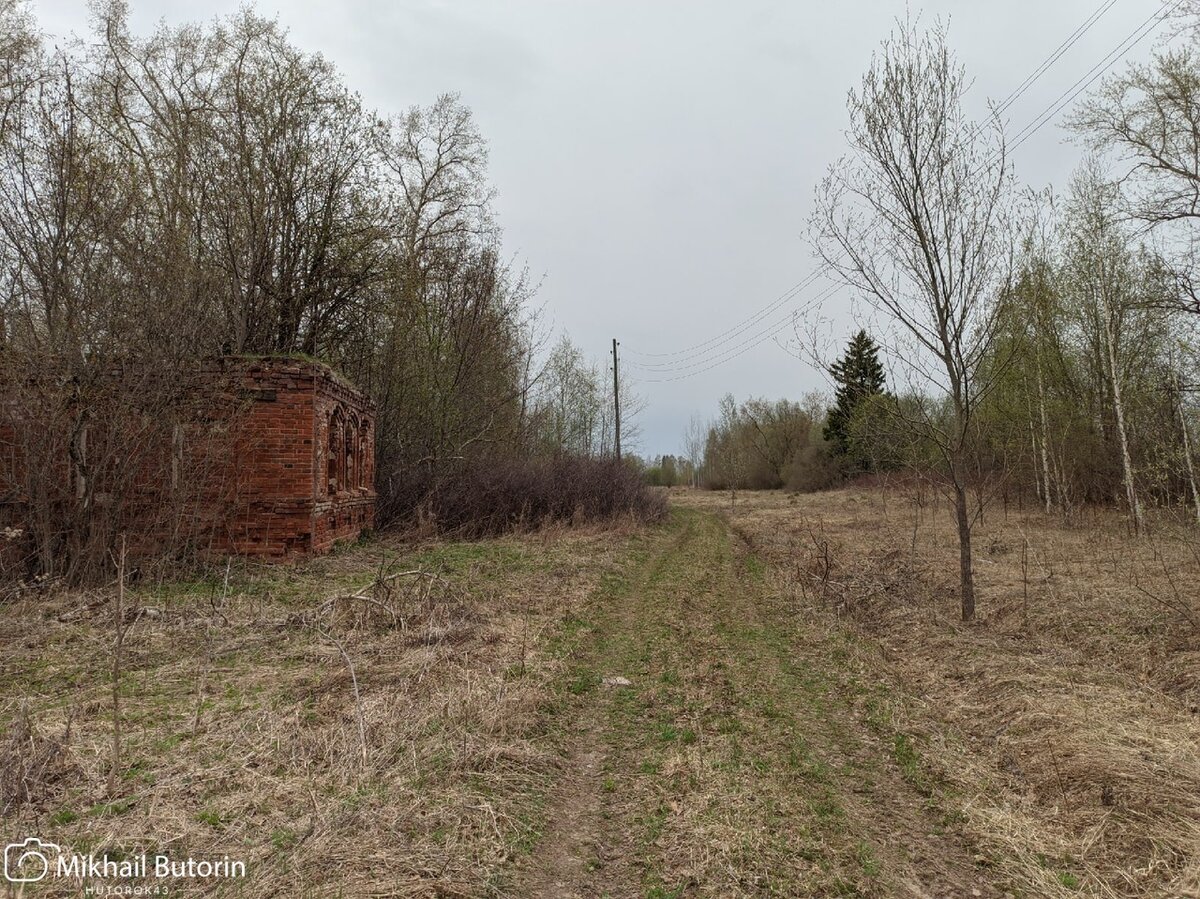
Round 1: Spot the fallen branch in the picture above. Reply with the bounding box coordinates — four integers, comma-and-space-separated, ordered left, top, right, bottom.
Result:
318, 593, 398, 628
316, 626, 368, 769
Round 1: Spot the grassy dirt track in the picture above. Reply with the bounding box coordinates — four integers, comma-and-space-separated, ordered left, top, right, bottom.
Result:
513, 506, 999, 898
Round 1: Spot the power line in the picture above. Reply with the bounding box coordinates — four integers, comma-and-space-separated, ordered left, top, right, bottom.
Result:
624, 0, 1121, 367
993, 0, 1120, 118
623, 267, 826, 360
623, 0, 1177, 382
632, 281, 843, 383
1006, 0, 1182, 155
624, 270, 825, 371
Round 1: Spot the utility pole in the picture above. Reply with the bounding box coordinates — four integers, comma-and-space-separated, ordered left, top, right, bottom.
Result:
612, 338, 621, 462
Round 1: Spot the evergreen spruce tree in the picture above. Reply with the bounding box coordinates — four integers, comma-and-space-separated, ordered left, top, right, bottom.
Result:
823, 330, 886, 460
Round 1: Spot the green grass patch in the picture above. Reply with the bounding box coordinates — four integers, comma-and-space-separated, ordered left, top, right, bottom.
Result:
271, 828, 298, 851
1058, 870, 1081, 889
891, 733, 927, 792
89, 798, 135, 818
196, 808, 224, 828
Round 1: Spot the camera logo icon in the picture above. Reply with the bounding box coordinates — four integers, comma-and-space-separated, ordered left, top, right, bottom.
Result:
4, 837, 60, 883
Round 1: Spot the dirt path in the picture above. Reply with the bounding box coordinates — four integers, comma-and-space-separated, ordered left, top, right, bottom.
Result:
515, 714, 638, 899
510, 507, 1005, 898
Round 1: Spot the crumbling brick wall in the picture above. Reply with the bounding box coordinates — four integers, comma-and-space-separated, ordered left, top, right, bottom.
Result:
0, 356, 376, 570
213, 358, 376, 558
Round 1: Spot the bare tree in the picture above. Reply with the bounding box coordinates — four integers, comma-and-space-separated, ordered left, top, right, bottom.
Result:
1061, 161, 1173, 536
812, 20, 1013, 620
0, 2, 632, 576
740, 397, 811, 485
682, 413, 706, 487
0, 0, 36, 146
1172, 349, 1200, 523
713, 394, 747, 507
1071, 38, 1200, 315
526, 334, 645, 460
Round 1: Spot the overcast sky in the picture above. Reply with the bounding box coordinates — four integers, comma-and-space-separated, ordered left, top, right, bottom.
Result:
31, 0, 1174, 456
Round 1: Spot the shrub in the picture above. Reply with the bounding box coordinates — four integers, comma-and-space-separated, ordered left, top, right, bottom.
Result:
397, 456, 667, 538
783, 440, 843, 493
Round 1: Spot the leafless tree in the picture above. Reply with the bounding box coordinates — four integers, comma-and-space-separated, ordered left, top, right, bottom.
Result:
1071, 40, 1200, 316
524, 334, 645, 460
0, 0, 37, 151
0, 5, 552, 575
682, 413, 706, 487
811, 19, 1014, 620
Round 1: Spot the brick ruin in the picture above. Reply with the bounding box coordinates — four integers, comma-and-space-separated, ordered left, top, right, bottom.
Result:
220, 358, 376, 557
0, 356, 376, 564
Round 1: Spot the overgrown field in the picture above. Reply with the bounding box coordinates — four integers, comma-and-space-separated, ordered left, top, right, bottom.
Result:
2, 488, 1197, 897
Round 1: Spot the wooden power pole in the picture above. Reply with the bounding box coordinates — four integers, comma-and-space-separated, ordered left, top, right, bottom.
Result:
612, 338, 621, 462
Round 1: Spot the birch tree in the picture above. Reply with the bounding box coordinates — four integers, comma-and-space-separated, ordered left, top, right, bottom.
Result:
682, 413, 706, 487
812, 20, 1013, 621
1172, 351, 1200, 522
1063, 163, 1151, 535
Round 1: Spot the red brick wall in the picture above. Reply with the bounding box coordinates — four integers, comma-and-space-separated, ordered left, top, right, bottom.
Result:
213, 359, 376, 558
310, 369, 376, 553
0, 357, 377, 568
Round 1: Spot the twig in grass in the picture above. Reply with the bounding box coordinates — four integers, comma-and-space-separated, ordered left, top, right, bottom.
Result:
316, 568, 451, 628
316, 626, 368, 768
1154, 540, 1198, 632
108, 535, 126, 796
1048, 742, 1070, 810
519, 594, 531, 676
1130, 570, 1199, 632
320, 593, 398, 628
295, 786, 320, 848
1020, 531, 1030, 631
193, 558, 231, 735
461, 665, 470, 767
0, 702, 78, 817
209, 559, 231, 626
192, 622, 215, 737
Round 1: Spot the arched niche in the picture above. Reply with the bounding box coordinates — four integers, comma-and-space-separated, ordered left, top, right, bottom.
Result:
327, 406, 345, 495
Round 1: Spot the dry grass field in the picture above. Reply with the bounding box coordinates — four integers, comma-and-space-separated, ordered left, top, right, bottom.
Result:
678, 486, 1200, 898
0, 523, 646, 896
2, 487, 1198, 897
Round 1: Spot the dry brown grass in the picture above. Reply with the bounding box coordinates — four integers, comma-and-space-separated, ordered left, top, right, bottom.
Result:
6, 489, 1197, 897
0, 523, 644, 896
676, 486, 1200, 898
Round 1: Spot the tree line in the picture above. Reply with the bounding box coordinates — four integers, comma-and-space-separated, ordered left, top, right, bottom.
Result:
0, 1, 650, 580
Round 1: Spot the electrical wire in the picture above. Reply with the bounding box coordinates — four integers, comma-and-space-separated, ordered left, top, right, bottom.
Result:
1006, 0, 1182, 156
623, 0, 1178, 383
624, 0, 1121, 365
634, 281, 844, 383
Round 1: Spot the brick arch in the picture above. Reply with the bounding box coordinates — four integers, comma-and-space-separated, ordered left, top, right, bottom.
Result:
344, 411, 358, 494
357, 418, 371, 488
327, 406, 345, 496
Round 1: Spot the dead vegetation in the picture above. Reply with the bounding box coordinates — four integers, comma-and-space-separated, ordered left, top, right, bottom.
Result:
0, 523, 643, 896
678, 486, 1200, 898
6, 487, 1197, 897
